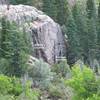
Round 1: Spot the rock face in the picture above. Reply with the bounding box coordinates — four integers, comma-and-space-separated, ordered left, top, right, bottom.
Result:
0, 5, 66, 64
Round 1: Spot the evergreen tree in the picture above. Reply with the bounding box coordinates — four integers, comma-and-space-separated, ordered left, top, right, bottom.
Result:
0, 18, 29, 77
55, 0, 69, 25
97, 2, 100, 60
42, 0, 57, 21
86, 0, 97, 66
86, 0, 97, 19
0, 17, 10, 58
72, 1, 89, 64
64, 6, 80, 65
10, 0, 33, 5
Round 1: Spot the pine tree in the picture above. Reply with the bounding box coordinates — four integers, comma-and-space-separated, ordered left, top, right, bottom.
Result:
87, 0, 97, 19
55, 0, 69, 25
0, 17, 10, 58
97, 2, 100, 60
8, 23, 27, 76
0, 17, 11, 74
64, 6, 80, 65
72, 1, 89, 64
10, 0, 33, 5
42, 0, 57, 21
86, 0, 97, 66
0, 18, 29, 77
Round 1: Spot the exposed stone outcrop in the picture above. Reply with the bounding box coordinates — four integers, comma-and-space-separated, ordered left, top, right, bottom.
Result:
0, 5, 66, 64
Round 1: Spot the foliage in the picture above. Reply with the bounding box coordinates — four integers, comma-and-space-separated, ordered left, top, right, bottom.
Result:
0, 94, 15, 100
16, 81, 40, 100
86, 0, 97, 19
0, 18, 29, 77
64, 6, 80, 65
49, 84, 62, 98
28, 59, 54, 88
0, 1, 100, 100
42, 0, 57, 21
68, 0, 98, 66
0, 58, 10, 74
0, 74, 40, 100
55, 0, 69, 25
65, 65, 100, 100
85, 0, 97, 66
24, 81, 40, 100
52, 60, 71, 77
48, 82, 72, 100
10, 0, 33, 5
11, 77, 23, 96
86, 94, 100, 100
0, 75, 23, 95
97, 2, 100, 60
72, 1, 88, 64
0, 75, 13, 95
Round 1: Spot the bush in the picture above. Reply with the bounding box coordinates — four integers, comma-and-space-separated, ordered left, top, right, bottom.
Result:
86, 94, 100, 100
11, 77, 23, 96
49, 83, 63, 98
52, 60, 71, 78
48, 82, 72, 100
28, 59, 55, 88
17, 81, 40, 100
0, 75, 40, 100
0, 75, 23, 96
0, 94, 15, 100
65, 65, 100, 100
0, 75, 13, 94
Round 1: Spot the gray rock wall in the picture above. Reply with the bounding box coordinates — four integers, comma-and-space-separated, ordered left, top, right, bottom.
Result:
0, 5, 66, 64
0, 0, 9, 5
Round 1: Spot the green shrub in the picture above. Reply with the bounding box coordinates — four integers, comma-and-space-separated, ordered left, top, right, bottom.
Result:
52, 60, 71, 78
0, 75, 23, 96
28, 60, 55, 88
65, 65, 99, 100
0, 75, 40, 100
86, 94, 100, 100
0, 94, 15, 100
48, 83, 72, 100
17, 81, 40, 100
11, 77, 23, 96
0, 75, 13, 94
49, 84, 63, 98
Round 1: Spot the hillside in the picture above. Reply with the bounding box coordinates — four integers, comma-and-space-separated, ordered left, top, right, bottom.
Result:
0, 0, 100, 100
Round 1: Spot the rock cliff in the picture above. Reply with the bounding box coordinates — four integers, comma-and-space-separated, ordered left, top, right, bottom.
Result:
0, 5, 66, 64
